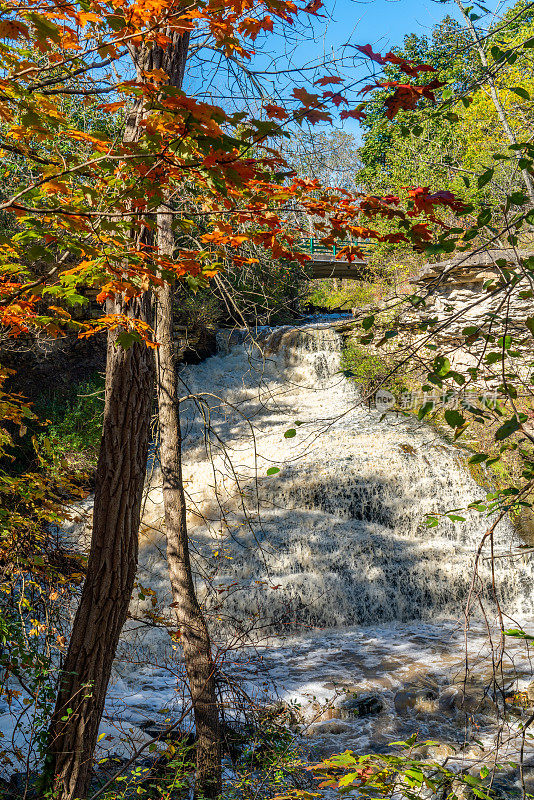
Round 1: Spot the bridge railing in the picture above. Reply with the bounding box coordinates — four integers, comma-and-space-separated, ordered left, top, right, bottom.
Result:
295, 238, 377, 256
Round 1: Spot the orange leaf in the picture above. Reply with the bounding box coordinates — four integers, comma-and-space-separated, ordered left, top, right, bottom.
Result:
0, 20, 30, 40
98, 101, 126, 112
77, 10, 100, 26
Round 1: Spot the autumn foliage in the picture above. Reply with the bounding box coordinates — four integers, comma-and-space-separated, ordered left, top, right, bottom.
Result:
0, 0, 468, 348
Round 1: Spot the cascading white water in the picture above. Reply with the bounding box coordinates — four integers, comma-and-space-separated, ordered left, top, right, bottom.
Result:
134, 321, 534, 640
23, 319, 533, 774
4, 320, 534, 776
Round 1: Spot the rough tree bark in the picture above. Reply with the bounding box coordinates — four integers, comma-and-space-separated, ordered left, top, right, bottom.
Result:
44, 89, 156, 800
45, 28, 219, 800
152, 29, 222, 798
45, 294, 155, 800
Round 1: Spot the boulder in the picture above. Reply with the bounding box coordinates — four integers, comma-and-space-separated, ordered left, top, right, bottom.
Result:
339, 692, 385, 717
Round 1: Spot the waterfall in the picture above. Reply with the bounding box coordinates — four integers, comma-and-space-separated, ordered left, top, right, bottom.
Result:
132, 321, 533, 641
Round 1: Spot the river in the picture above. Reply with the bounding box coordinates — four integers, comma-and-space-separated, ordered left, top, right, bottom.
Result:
4, 318, 534, 790
104, 319, 534, 787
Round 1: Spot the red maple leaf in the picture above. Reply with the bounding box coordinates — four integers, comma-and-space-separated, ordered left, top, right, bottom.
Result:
384, 53, 436, 77
264, 103, 289, 120
292, 86, 321, 106
340, 106, 366, 121
355, 44, 386, 64
314, 75, 343, 86
322, 91, 348, 106
383, 79, 444, 118
303, 0, 325, 14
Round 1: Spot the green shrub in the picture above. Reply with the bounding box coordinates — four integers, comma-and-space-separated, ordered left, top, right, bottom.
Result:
35, 372, 105, 473
340, 340, 407, 400
307, 279, 379, 311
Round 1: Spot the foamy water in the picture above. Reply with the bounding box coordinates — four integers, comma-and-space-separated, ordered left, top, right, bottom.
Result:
134, 322, 532, 636
101, 321, 534, 780
4, 320, 534, 782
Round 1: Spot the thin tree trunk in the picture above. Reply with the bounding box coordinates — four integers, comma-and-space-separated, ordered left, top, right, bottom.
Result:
454, 0, 534, 203
149, 29, 221, 798
155, 213, 221, 796
45, 292, 155, 800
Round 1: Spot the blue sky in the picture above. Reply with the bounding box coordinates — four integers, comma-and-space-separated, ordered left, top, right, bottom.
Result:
189, 0, 516, 137
320, 0, 513, 52
297, 0, 515, 134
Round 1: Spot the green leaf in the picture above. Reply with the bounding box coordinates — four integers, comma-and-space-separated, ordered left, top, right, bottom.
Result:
433, 355, 450, 377
504, 628, 534, 641
510, 86, 530, 101
495, 417, 521, 441
362, 315, 375, 331
477, 168, 494, 189
266, 467, 280, 475
526, 317, 534, 337
444, 410, 465, 428
418, 401, 434, 420
469, 454, 488, 464
510, 191, 527, 205
115, 331, 140, 350
284, 429, 296, 439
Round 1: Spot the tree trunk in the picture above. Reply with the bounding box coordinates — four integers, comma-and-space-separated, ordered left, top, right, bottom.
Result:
45, 293, 155, 800
44, 73, 157, 799
454, 0, 534, 204
155, 208, 221, 797
149, 30, 221, 798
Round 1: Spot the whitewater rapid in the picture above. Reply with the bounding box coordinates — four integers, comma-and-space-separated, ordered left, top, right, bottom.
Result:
100, 320, 534, 787
131, 321, 531, 639
4, 319, 534, 784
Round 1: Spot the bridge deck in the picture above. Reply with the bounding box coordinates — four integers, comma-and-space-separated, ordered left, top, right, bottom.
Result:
296, 238, 376, 280
309, 253, 371, 280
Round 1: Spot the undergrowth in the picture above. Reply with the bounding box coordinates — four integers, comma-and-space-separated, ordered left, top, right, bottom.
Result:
307, 279, 380, 311
340, 340, 408, 400
341, 323, 534, 537
34, 372, 105, 476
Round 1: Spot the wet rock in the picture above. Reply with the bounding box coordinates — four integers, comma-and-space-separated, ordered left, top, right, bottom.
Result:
439, 686, 489, 714
138, 720, 196, 746
339, 692, 385, 717
427, 742, 457, 760
309, 719, 353, 736
314, 706, 343, 722
451, 778, 476, 800
414, 687, 439, 715
394, 690, 417, 713
439, 686, 465, 711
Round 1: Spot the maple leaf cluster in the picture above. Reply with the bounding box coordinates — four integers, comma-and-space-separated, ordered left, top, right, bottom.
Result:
0, 0, 467, 342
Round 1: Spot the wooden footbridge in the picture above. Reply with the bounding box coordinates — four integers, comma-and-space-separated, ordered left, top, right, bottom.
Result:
296, 238, 377, 280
